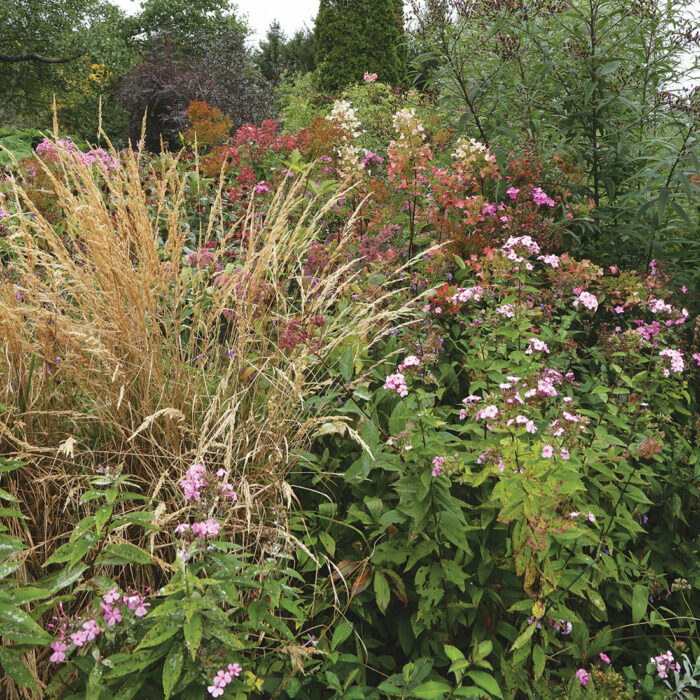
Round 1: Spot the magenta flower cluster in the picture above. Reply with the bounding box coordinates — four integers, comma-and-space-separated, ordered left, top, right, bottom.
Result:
49, 587, 150, 663
208, 663, 242, 697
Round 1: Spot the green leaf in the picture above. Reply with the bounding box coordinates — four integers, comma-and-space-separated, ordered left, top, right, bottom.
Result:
467, 670, 503, 697
0, 646, 38, 691
412, 680, 453, 698
163, 644, 184, 699
632, 584, 647, 623
511, 621, 536, 651
331, 620, 352, 651
374, 572, 390, 614
136, 618, 182, 650
0, 603, 52, 644
96, 543, 153, 566
95, 504, 113, 535
533, 644, 546, 680
184, 614, 202, 659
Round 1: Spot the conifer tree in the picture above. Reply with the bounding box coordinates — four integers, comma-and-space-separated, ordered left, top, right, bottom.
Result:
314, 0, 405, 91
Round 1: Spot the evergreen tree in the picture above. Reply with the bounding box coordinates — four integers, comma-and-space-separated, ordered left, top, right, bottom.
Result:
257, 20, 288, 85
314, 0, 405, 92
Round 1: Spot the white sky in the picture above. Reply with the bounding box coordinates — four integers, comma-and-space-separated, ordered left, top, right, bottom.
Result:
113, 0, 319, 42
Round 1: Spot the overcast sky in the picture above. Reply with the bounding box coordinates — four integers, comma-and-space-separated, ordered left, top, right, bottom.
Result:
113, 0, 319, 42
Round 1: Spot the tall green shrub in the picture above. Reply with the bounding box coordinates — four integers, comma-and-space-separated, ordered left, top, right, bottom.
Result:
314, 0, 406, 91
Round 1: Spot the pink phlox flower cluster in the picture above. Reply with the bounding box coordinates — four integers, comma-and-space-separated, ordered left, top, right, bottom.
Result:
573, 291, 599, 311
482, 202, 498, 216
100, 601, 122, 627
69, 617, 101, 647
361, 149, 383, 166
513, 414, 537, 433
532, 187, 556, 207
208, 663, 243, 697
650, 650, 680, 679
125, 593, 150, 617
525, 337, 550, 354
475, 404, 498, 421
496, 303, 515, 318
36, 137, 118, 170
502, 234, 540, 256
659, 348, 684, 375
575, 668, 590, 687
542, 444, 554, 458
635, 320, 663, 341
50, 640, 69, 663
363, 72, 378, 82
180, 463, 207, 501
216, 468, 238, 501
384, 372, 408, 397
538, 254, 560, 268
253, 181, 270, 194
649, 297, 674, 314
398, 355, 421, 371
600, 652, 611, 665
452, 285, 483, 304
506, 186, 520, 199
431, 456, 445, 477
191, 518, 221, 538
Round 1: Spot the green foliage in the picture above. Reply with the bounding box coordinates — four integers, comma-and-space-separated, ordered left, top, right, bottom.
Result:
409, 0, 700, 282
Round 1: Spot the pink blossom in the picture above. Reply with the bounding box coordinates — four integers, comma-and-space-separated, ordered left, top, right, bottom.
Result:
575, 668, 590, 687
81, 619, 100, 641
180, 463, 207, 501
253, 181, 270, 194
384, 372, 408, 397
100, 602, 122, 627
363, 71, 378, 83
50, 640, 68, 663
532, 187, 556, 207
506, 186, 520, 199
191, 518, 221, 538
432, 456, 445, 477
475, 404, 499, 421
102, 588, 120, 605
70, 630, 88, 647
525, 337, 550, 355
599, 652, 611, 665
573, 291, 598, 312
560, 449, 570, 460
174, 523, 190, 534
659, 347, 684, 373
541, 445, 554, 458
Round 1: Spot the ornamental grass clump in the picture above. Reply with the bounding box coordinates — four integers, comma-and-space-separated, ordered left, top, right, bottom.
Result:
0, 133, 415, 695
